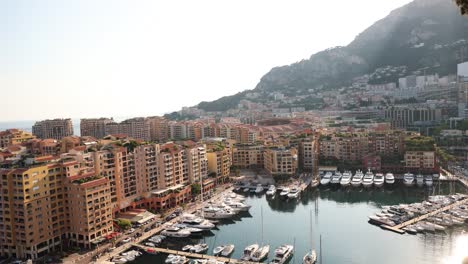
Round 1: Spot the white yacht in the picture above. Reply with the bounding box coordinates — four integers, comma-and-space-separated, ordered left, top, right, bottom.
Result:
279, 187, 290, 197
179, 214, 215, 230
287, 187, 301, 199
385, 173, 395, 185
340, 171, 352, 186
425, 175, 433, 187
362, 170, 374, 188
403, 173, 415, 186
320, 172, 332, 186
161, 226, 191, 238
191, 243, 209, 254
269, 245, 294, 264
251, 245, 270, 262
416, 174, 424, 187
241, 244, 259, 261
351, 170, 364, 187
255, 184, 264, 194
266, 185, 277, 196
202, 207, 236, 219
223, 200, 251, 211
374, 173, 384, 187
330, 172, 342, 185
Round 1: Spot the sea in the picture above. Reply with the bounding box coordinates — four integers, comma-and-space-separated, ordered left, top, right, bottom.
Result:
131, 182, 468, 264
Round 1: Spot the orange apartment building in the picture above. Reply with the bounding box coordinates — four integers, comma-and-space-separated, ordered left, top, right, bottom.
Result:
0, 129, 36, 148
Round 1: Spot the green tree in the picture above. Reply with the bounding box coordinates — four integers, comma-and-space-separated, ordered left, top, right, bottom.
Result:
116, 219, 132, 230
455, 0, 468, 15
191, 183, 201, 196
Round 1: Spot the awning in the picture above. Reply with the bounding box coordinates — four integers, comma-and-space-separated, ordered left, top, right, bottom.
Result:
137, 214, 155, 224
91, 237, 106, 244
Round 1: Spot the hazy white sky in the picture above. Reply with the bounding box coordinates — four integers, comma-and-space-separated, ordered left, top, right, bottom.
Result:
1, 0, 412, 121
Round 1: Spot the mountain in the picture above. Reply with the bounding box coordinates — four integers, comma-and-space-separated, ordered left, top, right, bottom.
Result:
197, 0, 468, 112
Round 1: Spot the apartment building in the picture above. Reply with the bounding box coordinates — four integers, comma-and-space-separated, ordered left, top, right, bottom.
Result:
65, 170, 113, 249
383, 104, 444, 129
134, 144, 160, 197
368, 131, 405, 157
263, 147, 298, 176
158, 143, 189, 189
147, 117, 168, 142
186, 145, 208, 183
232, 144, 264, 169
319, 134, 369, 162
404, 151, 436, 170
80, 118, 113, 139
119, 118, 150, 141
32, 119, 74, 140
207, 148, 231, 181
298, 138, 316, 172
0, 129, 36, 148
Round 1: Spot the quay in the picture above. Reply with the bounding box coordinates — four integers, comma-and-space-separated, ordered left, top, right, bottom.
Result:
381, 196, 468, 234
132, 244, 260, 264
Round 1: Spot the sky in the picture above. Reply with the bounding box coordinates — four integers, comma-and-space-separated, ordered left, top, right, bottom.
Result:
1, 0, 413, 122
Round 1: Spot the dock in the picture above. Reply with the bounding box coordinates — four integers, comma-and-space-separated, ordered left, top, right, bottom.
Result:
381, 196, 468, 234
132, 244, 259, 264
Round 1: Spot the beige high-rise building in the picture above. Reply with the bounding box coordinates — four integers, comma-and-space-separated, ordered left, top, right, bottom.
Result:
264, 147, 298, 176
207, 148, 231, 181
65, 170, 113, 249
186, 145, 208, 183
158, 143, 189, 188
32, 119, 74, 140
298, 139, 315, 172
147, 117, 168, 142
134, 144, 161, 196
80, 118, 113, 139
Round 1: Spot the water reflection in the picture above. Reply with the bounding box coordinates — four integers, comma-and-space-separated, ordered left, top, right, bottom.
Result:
132, 182, 467, 264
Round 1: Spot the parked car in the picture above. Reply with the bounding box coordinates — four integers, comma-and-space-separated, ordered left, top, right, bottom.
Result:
127, 228, 135, 234
165, 214, 176, 221
122, 237, 132, 243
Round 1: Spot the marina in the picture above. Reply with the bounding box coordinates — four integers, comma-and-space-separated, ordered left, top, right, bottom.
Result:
127, 180, 467, 264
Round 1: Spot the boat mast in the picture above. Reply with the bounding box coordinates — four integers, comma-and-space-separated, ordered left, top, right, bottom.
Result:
261, 206, 264, 246
310, 210, 313, 253
319, 234, 322, 264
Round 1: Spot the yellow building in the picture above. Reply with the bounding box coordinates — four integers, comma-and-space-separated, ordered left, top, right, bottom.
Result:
0, 129, 35, 148
232, 144, 264, 169
207, 148, 231, 182
264, 147, 298, 176
404, 151, 436, 169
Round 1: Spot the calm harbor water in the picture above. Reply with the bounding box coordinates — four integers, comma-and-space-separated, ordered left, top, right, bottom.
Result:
131, 182, 468, 264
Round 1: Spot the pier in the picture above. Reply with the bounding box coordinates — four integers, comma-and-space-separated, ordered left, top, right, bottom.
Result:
132, 244, 259, 264
381, 196, 468, 234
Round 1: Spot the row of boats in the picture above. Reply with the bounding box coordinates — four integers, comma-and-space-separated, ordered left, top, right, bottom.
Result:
111, 250, 142, 264
368, 194, 468, 234
163, 244, 300, 264
320, 170, 438, 188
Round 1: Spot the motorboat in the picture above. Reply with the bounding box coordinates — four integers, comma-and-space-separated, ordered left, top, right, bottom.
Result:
330, 172, 342, 185
269, 244, 294, 264
303, 250, 317, 264
320, 172, 332, 186
165, 255, 187, 264
173, 224, 203, 235
403, 173, 415, 186
223, 201, 251, 211
243, 187, 250, 193
362, 170, 374, 188
145, 248, 159, 255
340, 171, 352, 186
425, 175, 433, 187
145, 242, 156, 247
161, 226, 191, 238
279, 187, 290, 197
432, 173, 440, 180
213, 245, 225, 256
202, 207, 236, 219
251, 245, 270, 262
182, 245, 194, 252
374, 173, 384, 187
112, 257, 128, 264
287, 187, 301, 199
385, 173, 395, 185
220, 244, 235, 257
255, 184, 264, 194
416, 174, 424, 187
266, 185, 277, 196
148, 235, 165, 244
191, 243, 209, 254
179, 214, 215, 230
241, 244, 259, 261
351, 170, 364, 187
